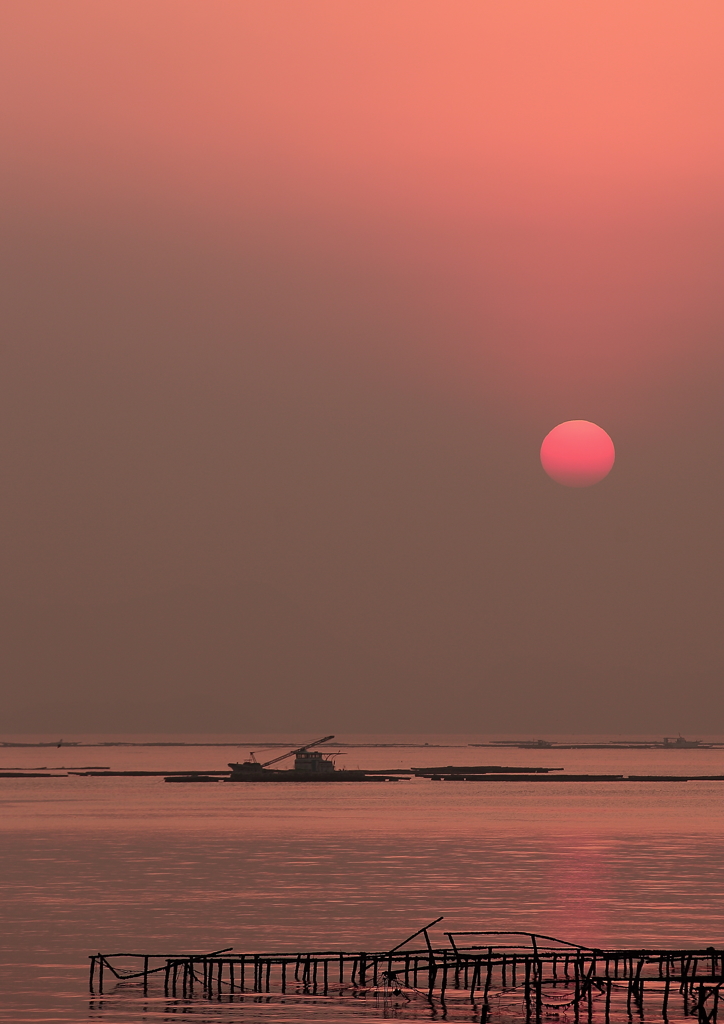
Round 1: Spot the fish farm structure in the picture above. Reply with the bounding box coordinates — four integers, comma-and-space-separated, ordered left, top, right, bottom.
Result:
89, 923, 724, 1023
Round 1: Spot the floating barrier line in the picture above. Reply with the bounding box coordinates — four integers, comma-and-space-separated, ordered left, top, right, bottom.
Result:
89, 928, 724, 1023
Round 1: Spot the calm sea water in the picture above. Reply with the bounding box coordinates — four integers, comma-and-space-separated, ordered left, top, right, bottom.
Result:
1, 735, 724, 1024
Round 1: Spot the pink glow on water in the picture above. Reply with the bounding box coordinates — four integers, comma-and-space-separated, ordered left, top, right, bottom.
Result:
2, 737, 724, 1023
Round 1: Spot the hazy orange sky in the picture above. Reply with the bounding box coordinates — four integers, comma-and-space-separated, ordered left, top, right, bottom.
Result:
1, 2, 723, 733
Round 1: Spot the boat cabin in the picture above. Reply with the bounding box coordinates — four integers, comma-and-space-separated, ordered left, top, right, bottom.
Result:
294, 750, 335, 773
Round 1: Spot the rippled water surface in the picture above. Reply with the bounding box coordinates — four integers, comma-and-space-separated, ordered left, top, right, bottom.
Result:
1, 736, 724, 1023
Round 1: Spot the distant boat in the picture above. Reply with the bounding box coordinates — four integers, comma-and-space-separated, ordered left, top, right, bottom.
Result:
226, 735, 372, 782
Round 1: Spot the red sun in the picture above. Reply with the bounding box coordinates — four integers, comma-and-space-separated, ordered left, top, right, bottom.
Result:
540, 420, 615, 487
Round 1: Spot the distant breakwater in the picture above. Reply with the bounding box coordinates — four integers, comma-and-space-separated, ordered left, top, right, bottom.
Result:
5, 766, 724, 782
